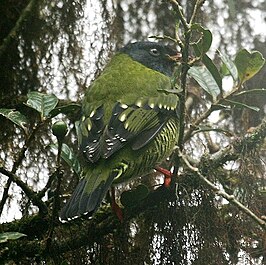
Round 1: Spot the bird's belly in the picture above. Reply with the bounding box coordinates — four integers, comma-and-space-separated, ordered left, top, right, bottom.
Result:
112, 117, 179, 184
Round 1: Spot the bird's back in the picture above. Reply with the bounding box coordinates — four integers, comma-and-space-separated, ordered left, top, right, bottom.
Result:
82, 53, 173, 123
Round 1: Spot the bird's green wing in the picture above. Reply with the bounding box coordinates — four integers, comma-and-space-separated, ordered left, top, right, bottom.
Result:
77, 104, 105, 163
80, 93, 179, 162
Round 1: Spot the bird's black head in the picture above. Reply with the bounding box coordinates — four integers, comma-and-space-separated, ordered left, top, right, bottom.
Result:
120, 41, 181, 77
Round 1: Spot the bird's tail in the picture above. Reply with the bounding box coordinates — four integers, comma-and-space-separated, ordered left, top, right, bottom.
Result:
60, 162, 128, 221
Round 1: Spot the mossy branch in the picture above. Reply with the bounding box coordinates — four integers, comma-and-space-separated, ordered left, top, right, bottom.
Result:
0, 0, 40, 59
178, 118, 266, 229
2, 118, 265, 262
0, 167, 48, 215
179, 151, 266, 229
0, 187, 171, 263
0, 122, 48, 215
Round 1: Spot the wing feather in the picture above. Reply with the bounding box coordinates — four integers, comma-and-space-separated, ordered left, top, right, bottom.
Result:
78, 93, 179, 162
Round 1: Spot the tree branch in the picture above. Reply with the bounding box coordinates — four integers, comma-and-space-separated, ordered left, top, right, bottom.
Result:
209, 118, 266, 168
168, 0, 193, 176
0, 167, 47, 214
0, 0, 40, 59
183, 103, 216, 142
169, 0, 189, 31
178, 118, 266, 229
189, 0, 205, 26
2, 116, 265, 261
0, 186, 172, 262
46, 142, 64, 250
0, 122, 47, 215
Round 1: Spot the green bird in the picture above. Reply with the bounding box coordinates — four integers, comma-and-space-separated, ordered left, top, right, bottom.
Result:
60, 41, 181, 220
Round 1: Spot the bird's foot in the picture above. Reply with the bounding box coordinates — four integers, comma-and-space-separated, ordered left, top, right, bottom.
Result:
155, 166, 173, 187
111, 187, 123, 222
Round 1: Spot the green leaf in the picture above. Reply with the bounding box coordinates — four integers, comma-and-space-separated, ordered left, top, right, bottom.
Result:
224, 99, 260, 112
220, 62, 230, 77
0, 108, 28, 133
233, 88, 266, 97
202, 54, 223, 92
191, 24, 212, 54
51, 143, 81, 175
218, 50, 238, 81
50, 103, 81, 118
0, 232, 26, 243
120, 184, 149, 207
235, 49, 265, 84
193, 49, 222, 93
188, 66, 221, 101
26, 92, 59, 120
191, 25, 222, 94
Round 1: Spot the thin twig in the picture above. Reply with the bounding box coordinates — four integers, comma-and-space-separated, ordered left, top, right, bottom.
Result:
0, 122, 47, 215
37, 172, 57, 199
169, 0, 191, 175
183, 80, 244, 143
149, 35, 178, 44
183, 103, 215, 142
184, 82, 265, 143
189, 0, 205, 26
46, 141, 63, 249
169, 0, 189, 31
178, 149, 266, 229
0, 167, 47, 214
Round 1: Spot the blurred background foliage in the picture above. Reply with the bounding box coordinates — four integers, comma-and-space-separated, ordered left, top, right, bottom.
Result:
0, 0, 265, 264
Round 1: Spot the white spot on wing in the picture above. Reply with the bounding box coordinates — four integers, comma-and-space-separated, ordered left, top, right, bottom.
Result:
149, 103, 155, 108
135, 100, 142, 107
120, 103, 128, 109
119, 113, 127, 122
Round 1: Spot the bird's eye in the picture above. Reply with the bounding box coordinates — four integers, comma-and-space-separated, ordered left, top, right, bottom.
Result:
149, 48, 160, 57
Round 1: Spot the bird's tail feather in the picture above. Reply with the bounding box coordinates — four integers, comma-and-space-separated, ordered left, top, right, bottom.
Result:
60, 162, 128, 221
